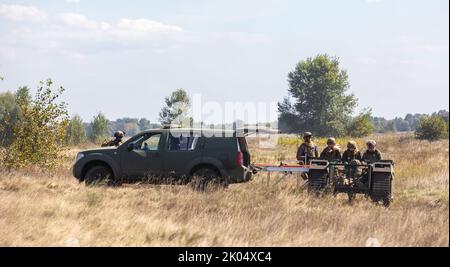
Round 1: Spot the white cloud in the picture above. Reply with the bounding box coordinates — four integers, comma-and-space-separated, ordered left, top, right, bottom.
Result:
58, 13, 182, 35
116, 19, 182, 33
54, 14, 183, 44
0, 10, 186, 56
1, 4, 182, 37
0, 6, 265, 56
0, 4, 48, 22
58, 13, 111, 30
65, 0, 81, 3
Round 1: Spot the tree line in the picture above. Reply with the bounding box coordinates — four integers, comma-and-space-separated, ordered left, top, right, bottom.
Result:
66, 114, 162, 145
372, 111, 449, 133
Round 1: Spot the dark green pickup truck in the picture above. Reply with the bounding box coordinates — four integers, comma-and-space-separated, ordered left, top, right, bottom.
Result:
73, 128, 252, 186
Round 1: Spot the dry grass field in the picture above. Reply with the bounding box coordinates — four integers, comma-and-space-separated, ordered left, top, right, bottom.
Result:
0, 133, 448, 247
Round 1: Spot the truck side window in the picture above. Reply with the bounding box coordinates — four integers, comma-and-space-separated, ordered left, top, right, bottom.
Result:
132, 133, 161, 151
168, 134, 198, 151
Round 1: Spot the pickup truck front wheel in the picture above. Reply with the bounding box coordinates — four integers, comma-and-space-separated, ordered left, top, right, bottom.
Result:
84, 165, 114, 186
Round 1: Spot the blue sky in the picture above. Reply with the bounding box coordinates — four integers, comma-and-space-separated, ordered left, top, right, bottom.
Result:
0, 0, 448, 123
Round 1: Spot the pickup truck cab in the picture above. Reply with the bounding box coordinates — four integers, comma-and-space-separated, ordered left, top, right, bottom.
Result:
73, 128, 252, 186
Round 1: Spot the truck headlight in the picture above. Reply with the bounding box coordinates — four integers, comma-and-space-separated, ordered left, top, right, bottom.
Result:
75, 153, 84, 162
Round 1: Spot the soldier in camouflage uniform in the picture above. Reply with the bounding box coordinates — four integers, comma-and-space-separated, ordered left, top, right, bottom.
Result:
296, 132, 319, 163
102, 131, 125, 147
362, 140, 382, 162
320, 138, 342, 162
355, 140, 382, 186
342, 141, 362, 163
342, 141, 363, 179
297, 132, 319, 181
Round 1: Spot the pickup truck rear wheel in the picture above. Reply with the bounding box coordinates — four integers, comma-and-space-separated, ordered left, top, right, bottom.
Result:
190, 168, 226, 191
84, 165, 114, 186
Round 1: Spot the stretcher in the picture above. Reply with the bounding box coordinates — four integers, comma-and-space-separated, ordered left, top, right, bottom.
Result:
253, 161, 310, 188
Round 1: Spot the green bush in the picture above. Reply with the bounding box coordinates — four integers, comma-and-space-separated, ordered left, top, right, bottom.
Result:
0, 92, 19, 147
90, 112, 109, 144
0, 87, 31, 147
415, 116, 448, 141
346, 109, 374, 138
5, 79, 69, 169
65, 114, 87, 145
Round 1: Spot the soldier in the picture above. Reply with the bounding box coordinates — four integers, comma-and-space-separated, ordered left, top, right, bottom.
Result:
342, 141, 362, 163
320, 138, 342, 162
102, 131, 125, 147
362, 140, 382, 162
342, 141, 362, 179
356, 140, 382, 187
296, 132, 319, 163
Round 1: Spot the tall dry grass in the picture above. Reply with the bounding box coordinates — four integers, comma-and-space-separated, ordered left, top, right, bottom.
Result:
0, 133, 448, 247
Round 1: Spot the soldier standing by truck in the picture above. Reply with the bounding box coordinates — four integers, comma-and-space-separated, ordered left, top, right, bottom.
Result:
102, 131, 125, 147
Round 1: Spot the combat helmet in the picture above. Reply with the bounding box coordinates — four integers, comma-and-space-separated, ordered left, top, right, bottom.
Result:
114, 131, 125, 139
347, 140, 357, 149
327, 137, 337, 145
366, 140, 377, 147
303, 132, 313, 138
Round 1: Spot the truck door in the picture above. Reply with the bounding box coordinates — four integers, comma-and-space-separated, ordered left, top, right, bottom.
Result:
163, 132, 200, 177
120, 132, 164, 179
